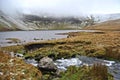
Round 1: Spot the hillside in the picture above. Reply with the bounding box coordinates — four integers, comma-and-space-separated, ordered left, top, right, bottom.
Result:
0, 11, 34, 31
84, 19, 120, 31
0, 13, 85, 31
0, 11, 17, 31
1, 10, 120, 31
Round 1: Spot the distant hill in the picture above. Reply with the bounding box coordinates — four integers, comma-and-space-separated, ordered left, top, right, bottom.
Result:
21, 14, 83, 30
84, 19, 120, 31
0, 12, 84, 31
0, 10, 120, 31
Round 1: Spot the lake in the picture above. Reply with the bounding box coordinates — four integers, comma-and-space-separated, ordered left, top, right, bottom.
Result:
0, 30, 95, 47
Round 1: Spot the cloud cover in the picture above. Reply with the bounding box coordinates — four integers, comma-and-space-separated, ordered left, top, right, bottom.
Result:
0, 0, 120, 16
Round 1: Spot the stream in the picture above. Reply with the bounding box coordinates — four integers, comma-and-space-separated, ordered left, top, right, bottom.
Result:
25, 56, 120, 80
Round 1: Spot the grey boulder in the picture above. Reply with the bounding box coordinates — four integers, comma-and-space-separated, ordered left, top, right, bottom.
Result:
38, 57, 57, 72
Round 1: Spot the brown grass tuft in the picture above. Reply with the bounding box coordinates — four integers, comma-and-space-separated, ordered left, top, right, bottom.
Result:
0, 52, 42, 80
91, 63, 108, 80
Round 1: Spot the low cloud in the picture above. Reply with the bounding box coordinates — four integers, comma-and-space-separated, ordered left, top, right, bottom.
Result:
0, 0, 120, 16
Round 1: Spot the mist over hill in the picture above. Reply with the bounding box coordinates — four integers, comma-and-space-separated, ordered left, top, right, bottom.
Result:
0, 10, 120, 31
0, 0, 120, 31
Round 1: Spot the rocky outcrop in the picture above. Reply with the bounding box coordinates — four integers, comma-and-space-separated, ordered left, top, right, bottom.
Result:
38, 57, 58, 72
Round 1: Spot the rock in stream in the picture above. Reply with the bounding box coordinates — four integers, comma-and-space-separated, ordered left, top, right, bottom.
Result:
25, 56, 120, 80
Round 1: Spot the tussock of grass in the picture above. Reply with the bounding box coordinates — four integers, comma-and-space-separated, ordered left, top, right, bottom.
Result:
104, 46, 120, 60
0, 52, 42, 80
59, 63, 113, 80
0, 45, 24, 53
91, 63, 109, 80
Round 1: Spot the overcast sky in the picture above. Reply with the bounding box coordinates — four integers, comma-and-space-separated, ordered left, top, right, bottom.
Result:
0, 0, 120, 16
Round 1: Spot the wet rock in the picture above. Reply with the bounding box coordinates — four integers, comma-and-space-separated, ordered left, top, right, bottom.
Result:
15, 53, 24, 58
9, 52, 23, 58
38, 57, 58, 72
34, 38, 40, 40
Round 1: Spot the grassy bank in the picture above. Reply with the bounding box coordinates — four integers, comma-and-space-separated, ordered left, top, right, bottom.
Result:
23, 31, 120, 61
0, 31, 120, 61
0, 52, 42, 80
84, 19, 120, 31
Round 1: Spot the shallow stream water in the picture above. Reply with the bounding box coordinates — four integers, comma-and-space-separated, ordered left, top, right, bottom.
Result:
25, 56, 120, 80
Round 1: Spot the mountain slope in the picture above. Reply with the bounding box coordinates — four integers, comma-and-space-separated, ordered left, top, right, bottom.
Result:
0, 11, 17, 31
0, 10, 120, 31
84, 19, 120, 31
0, 11, 35, 31
94, 13, 120, 22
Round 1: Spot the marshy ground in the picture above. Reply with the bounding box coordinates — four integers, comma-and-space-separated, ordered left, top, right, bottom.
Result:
0, 30, 119, 80
6, 31, 119, 61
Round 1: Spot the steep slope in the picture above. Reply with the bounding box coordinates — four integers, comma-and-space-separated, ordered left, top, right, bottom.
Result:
21, 14, 83, 30
0, 11, 16, 31
84, 19, 120, 31
0, 11, 35, 31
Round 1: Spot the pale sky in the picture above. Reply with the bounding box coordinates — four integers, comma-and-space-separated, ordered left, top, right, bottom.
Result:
0, 0, 120, 16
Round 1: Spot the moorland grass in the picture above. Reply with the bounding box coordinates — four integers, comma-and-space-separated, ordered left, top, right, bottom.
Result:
0, 51, 42, 80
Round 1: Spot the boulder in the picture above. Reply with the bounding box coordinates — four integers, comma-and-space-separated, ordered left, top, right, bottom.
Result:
38, 57, 57, 72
